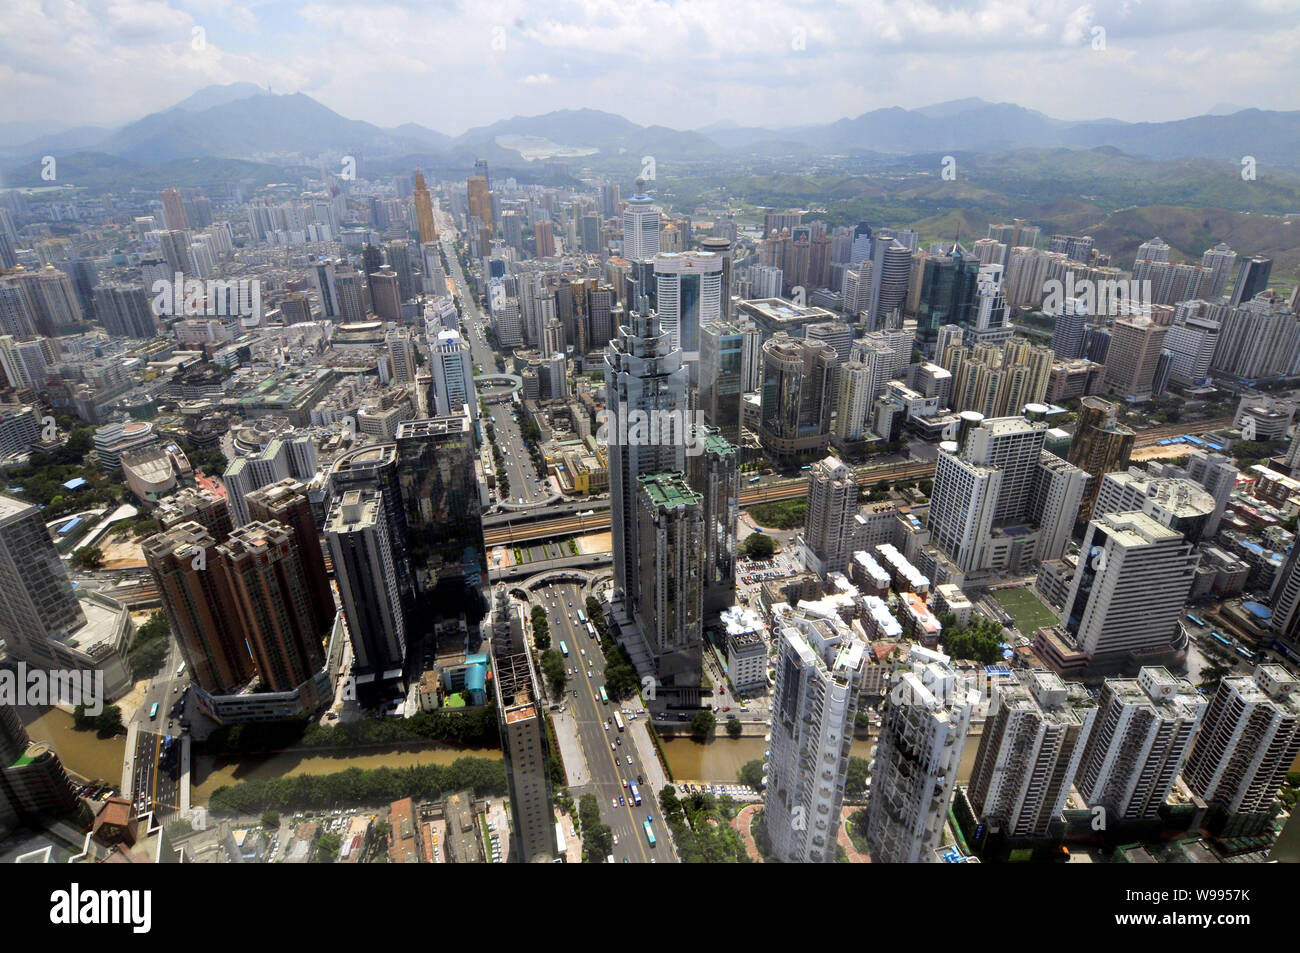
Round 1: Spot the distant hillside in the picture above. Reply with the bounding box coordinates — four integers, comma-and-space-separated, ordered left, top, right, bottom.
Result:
93, 92, 424, 164
0, 153, 310, 193
15, 88, 1300, 173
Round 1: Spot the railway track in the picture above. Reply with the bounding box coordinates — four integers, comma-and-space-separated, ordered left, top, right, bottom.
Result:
480, 417, 1234, 547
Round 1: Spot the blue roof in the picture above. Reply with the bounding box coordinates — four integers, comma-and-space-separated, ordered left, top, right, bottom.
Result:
57, 516, 81, 533
465, 652, 488, 666
1243, 601, 1273, 620
63, 477, 89, 490
464, 664, 487, 692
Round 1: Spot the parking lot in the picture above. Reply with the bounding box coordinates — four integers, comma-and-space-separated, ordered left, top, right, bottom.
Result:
675, 781, 762, 803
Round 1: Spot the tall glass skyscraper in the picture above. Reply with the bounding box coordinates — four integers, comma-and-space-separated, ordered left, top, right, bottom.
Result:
395, 415, 487, 627
911, 243, 981, 345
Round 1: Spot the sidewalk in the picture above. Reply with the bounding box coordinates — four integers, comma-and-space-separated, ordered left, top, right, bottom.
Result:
731, 803, 763, 862
552, 709, 592, 788
629, 718, 669, 798
121, 721, 138, 793
837, 806, 870, 863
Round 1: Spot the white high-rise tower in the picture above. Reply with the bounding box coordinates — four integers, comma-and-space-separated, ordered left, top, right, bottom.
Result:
763, 610, 869, 863
621, 179, 660, 261
865, 645, 977, 862
431, 327, 477, 422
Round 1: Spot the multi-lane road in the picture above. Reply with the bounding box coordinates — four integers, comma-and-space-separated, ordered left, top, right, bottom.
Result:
539, 581, 673, 862
436, 228, 553, 508
485, 402, 552, 505
129, 638, 190, 818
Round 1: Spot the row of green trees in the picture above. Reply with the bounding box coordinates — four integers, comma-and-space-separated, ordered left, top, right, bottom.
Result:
586, 595, 640, 700
207, 758, 508, 814
578, 792, 613, 860
484, 420, 512, 500
540, 648, 566, 696
200, 705, 500, 756
530, 604, 551, 650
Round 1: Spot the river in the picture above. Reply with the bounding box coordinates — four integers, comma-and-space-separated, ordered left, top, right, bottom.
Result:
22, 704, 1300, 802
189, 746, 502, 804
661, 733, 983, 784
16, 705, 501, 803
18, 706, 127, 784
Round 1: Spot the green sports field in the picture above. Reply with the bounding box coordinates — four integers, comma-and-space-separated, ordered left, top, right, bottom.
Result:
991, 587, 1059, 633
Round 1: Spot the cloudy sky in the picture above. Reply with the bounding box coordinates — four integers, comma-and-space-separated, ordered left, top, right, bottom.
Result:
2, 0, 1298, 134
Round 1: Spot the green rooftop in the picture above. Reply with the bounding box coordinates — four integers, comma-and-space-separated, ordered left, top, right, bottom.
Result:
703, 432, 738, 455
638, 472, 701, 509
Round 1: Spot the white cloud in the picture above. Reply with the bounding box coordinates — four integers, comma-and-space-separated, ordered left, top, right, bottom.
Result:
0, 0, 1296, 133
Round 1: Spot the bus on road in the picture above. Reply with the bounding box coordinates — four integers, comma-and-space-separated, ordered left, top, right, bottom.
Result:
748, 476, 761, 484
613, 711, 625, 732
577, 609, 587, 624
599, 686, 609, 705
644, 821, 656, 846
629, 783, 642, 806
1186, 614, 1206, 628
560, 641, 569, 657
1236, 645, 1256, 662
149, 703, 159, 720
586, 621, 598, 639
175, 662, 186, 678
1211, 632, 1232, 648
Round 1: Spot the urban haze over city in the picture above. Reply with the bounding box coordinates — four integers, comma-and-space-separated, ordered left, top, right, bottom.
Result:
3, 0, 1300, 885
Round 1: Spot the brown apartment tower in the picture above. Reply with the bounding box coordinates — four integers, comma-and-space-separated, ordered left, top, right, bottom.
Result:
219, 521, 326, 693
245, 478, 335, 637
160, 187, 188, 231
1068, 395, 1135, 526
467, 175, 493, 233
143, 522, 254, 694
413, 171, 438, 244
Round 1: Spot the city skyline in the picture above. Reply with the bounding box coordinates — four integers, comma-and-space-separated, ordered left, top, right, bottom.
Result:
3, 0, 1300, 878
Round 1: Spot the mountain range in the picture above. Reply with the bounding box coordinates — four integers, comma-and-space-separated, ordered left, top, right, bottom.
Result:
3, 86, 1299, 171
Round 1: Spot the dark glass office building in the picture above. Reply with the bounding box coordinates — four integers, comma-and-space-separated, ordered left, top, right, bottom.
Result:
396, 416, 487, 628
911, 244, 981, 345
